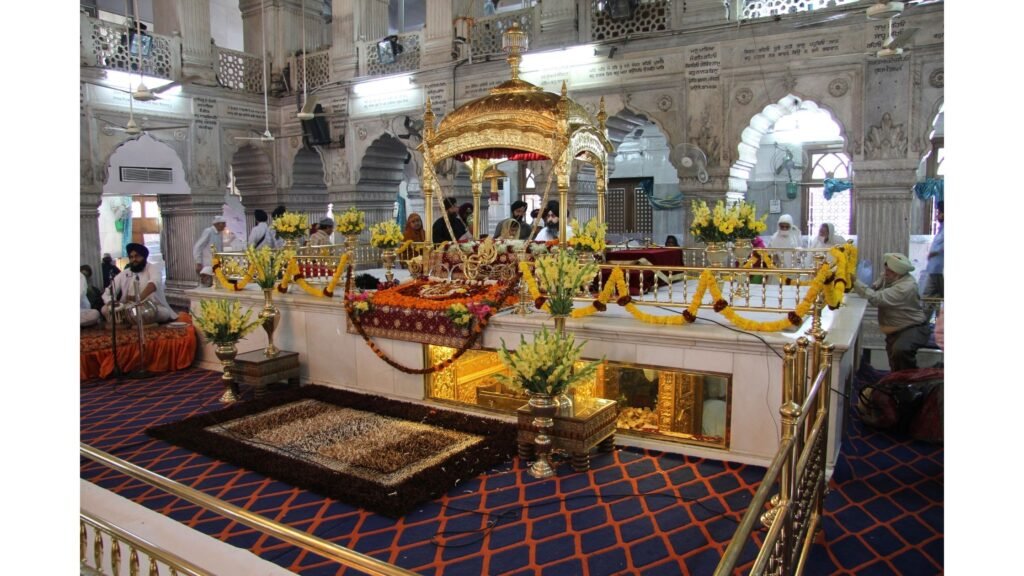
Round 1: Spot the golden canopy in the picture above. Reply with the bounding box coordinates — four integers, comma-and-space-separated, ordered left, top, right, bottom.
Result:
419, 23, 612, 243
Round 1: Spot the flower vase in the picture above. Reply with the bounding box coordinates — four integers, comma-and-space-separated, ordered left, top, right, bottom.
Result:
344, 234, 359, 254
705, 242, 729, 267
214, 342, 240, 403
527, 392, 559, 479
260, 288, 280, 358
283, 239, 300, 251
577, 251, 596, 296
381, 249, 397, 285
553, 315, 567, 334
732, 239, 753, 264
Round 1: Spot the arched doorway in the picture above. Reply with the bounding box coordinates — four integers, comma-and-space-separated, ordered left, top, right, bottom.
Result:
229, 143, 274, 239
730, 95, 850, 243
101, 134, 191, 270
356, 133, 413, 230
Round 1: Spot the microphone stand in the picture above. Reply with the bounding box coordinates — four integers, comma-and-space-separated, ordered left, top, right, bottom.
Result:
108, 269, 125, 379
124, 273, 153, 380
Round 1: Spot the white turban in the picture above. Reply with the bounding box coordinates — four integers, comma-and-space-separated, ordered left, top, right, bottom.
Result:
777, 214, 794, 227
883, 253, 914, 275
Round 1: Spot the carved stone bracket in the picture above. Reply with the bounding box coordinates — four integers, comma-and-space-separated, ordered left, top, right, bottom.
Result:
864, 113, 908, 160
735, 87, 753, 106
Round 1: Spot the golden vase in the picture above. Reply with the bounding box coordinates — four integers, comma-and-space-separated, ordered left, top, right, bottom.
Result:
527, 392, 558, 479
214, 342, 239, 403
260, 288, 280, 358
732, 239, 753, 263
381, 249, 398, 284
705, 242, 730, 267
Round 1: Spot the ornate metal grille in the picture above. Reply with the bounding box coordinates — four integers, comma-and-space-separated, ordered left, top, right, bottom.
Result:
740, 0, 860, 20
216, 47, 266, 93
471, 8, 534, 56
606, 188, 626, 233
633, 186, 653, 234
806, 151, 852, 237
589, 0, 670, 42
364, 32, 421, 77
88, 18, 174, 79
296, 49, 331, 93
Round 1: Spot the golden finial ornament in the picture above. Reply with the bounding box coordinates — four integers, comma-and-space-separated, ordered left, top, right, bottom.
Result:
598, 96, 608, 133
502, 22, 529, 81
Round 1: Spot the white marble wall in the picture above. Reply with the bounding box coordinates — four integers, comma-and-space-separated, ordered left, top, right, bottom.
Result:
189, 287, 865, 470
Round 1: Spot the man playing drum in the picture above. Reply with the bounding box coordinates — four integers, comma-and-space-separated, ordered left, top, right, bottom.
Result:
102, 243, 177, 325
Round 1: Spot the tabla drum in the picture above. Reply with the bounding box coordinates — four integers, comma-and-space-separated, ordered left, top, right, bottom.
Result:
114, 300, 158, 325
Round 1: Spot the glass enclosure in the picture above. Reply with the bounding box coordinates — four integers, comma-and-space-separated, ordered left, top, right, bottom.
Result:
425, 345, 731, 449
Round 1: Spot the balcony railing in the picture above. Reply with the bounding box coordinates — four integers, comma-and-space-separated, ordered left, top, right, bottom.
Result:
80, 12, 180, 80
294, 48, 332, 94
740, 0, 860, 21
469, 7, 537, 58
215, 47, 267, 94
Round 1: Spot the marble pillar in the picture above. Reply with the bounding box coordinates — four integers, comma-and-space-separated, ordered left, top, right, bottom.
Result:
330, 0, 358, 79
81, 190, 103, 287
155, 0, 217, 85
673, 0, 730, 30
537, 0, 577, 50
159, 194, 225, 306
851, 160, 918, 277
422, 0, 453, 66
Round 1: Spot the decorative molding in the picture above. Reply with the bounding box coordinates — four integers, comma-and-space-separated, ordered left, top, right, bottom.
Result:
357, 126, 368, 141
691, 110, 721, 165
864, 113, 908, 160
828, 78, 849, 98
929, 68, 944, 88
657, 94, 673, 111
735, 87, 753, 106
781, 71, 797, 93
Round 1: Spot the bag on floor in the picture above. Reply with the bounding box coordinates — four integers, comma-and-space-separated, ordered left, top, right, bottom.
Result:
855, 368, 942, 439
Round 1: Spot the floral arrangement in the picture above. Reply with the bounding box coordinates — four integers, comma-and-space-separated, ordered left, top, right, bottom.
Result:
532, 248, 600, 316
345, 291, 373, 316
192, 299, 262, 345
336, 206, 366, 236
447, 301, 494, 326
568, 218, 607, 252
370, 220, 404, 249
497, 325, 601, 396
732, 200, 769, 240
245, 245, 292, 289
690, 200, 737, 243
272, 212, 310, 241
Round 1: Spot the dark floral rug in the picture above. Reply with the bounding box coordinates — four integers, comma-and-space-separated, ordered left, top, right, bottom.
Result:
146, 385, 517, 517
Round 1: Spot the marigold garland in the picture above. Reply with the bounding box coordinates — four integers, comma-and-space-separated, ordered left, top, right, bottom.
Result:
212, 257, 256, 291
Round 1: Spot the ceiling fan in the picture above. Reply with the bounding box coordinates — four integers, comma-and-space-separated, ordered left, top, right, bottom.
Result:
101, 0, 189, 137
235, 0, 276, 142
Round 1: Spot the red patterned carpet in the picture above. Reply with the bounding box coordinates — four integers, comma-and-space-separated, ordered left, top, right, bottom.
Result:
80, 368, 943, 575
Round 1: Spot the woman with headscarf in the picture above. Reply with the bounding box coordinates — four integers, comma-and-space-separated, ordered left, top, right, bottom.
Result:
809, 222, 845, 249
402, 213, 425, 262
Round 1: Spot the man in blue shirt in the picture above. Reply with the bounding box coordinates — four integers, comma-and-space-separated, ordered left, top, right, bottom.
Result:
922, 201, 943, 321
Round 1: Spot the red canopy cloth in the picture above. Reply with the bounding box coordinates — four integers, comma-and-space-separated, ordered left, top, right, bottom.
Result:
80, 311, 197, 380
602, 248, 684, 296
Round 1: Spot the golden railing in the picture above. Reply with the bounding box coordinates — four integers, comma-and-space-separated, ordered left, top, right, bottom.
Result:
80, 443, 416, 576
81, 513, 208, 576
713, 298, 836, 575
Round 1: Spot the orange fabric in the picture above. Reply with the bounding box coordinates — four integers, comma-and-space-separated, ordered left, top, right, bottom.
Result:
80, 311, 197, 380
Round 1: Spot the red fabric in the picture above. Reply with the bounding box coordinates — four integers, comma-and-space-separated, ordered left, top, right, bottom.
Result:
602, 248, 683, 295
80, 311, 197, 380
453, 149, 548, 162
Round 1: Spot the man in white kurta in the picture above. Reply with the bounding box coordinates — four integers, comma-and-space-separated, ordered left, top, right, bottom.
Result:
102, 243, 177, 324
193, 215, 226, 286
768, 213, 803, 268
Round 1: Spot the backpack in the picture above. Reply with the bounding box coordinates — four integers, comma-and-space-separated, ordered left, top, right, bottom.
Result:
856, 368, 943, 442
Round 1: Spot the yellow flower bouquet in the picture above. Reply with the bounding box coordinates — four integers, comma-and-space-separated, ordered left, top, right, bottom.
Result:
733, 200, 768, 240
272, 212, 310, 241
370, 220, 404, 249
568, 218, 607, 252
690, 200, 739, 243
245, 245, 292, 289
497, 326, 601, 396
336, 206, 366, 236
533, 248, 600, 316
193, 299, 262, 345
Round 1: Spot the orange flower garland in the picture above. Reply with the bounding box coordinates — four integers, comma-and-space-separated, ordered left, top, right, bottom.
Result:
372, 278, 515, 311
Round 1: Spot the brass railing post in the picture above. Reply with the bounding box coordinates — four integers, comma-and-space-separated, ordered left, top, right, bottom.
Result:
762, 342, 797, 528
209, 244, 217, 290
779, 400, 802, 576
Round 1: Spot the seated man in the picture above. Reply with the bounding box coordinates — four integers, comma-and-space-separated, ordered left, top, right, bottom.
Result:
853, 252, 931, 372
102, 243, 177, 325
81, 272, 101, 328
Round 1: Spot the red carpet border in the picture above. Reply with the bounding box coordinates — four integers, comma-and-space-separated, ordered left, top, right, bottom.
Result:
81, 369, 942, 575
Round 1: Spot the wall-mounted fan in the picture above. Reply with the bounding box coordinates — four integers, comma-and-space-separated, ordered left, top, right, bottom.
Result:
396, 115, 424, 141
772, 145, 805, 182
678, 143, 710, 183
235, 0, 276, 142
